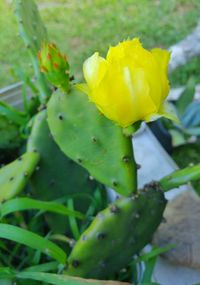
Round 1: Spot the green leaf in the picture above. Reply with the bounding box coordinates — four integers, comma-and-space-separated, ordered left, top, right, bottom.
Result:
0, 197, 85, 220
0, 224, 66, 264
141, 257, 157, 284
182, 101, 200, 128
0, 280, 13, 285
24, 262, 59, 273
16, 271, 125, 285
134, 246, 174, 285
169, 129, 186, 146
0, 101, 27, 125
176, 77, 195, 117
0, 267, 15, 280
185, 127, 200, 136
67, 199, 80, 240
138, 244, 175, 262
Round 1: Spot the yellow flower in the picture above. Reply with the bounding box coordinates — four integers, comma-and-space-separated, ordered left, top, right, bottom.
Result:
77, 38, 178, 128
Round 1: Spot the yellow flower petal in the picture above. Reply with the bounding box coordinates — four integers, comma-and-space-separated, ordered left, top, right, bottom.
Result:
151, 48, 171, 100
106, 38, 141, 63
81, 38, 172, 127
144, 101, 179, 123
83, 52, 108, 90
151, 48, 171, 74
90, 67, 157, 127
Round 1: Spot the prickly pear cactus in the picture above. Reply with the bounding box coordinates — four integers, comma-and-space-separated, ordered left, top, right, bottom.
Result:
66, 186, 167, 279
15, 0, 51, 102
0, 114, 21, 150
0, 152, 40, 202
27, 110, 100, 233
38, 43, 70, 92
47, 88, 137, 196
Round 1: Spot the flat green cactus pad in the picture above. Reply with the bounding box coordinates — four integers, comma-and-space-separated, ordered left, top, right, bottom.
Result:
15, 0, 50, 102
47, 88, 137, 196
0, 115, 21, 150
27, 110, 99, 233
66, 187, 166, 279
0, 152, 40, 202
15, 0, 48, 55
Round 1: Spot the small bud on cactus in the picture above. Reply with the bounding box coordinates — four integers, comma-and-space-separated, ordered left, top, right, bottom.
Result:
38, 43, 70, 92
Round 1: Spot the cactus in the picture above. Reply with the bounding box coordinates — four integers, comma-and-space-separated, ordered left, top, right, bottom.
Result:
0, 152, 40, 202
27, 110, 100, 233
38, 43, 70, 92
0, 101, 27, 164
159, 163, 200, 191
15, 0, 51, 103
47, 88, 137, 196
0, 114, 21, 151
66, 186, 166, 279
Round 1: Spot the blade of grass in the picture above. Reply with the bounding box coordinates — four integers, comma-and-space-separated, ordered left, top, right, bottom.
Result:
137, 244, 175, 262
0, 224, 66, 264
0, 102, 26, 125
0, 267, 15, 280
24, 261, 59, 273
16, 271, 113, 285
0, 197, 85, 220
141, 257, 157, 284
67, 199, 80, 240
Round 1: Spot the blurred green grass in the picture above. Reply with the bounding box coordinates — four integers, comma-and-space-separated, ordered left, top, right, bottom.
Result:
0, 0, 200, 88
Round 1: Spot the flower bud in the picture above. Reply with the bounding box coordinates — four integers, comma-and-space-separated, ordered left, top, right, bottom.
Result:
77, 38, 178, 127
38, 43, 70, 92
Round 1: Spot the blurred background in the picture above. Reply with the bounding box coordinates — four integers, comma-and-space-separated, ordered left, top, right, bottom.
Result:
1, 0, 200, 88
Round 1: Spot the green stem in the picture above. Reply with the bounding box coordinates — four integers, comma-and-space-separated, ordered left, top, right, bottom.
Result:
122, 122, 141, 194
159, 164, 200, 191
67, 199, 80, 240
121, 132, 137, 194
122, 121, 141, 137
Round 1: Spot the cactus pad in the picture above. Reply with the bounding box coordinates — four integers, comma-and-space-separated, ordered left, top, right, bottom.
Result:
0, 114, 21, 150
15, 0, 47, 53
66, 187, 167, 279
27, 110, 99, 232
0, 152, 40, 202
47, 88, 137, 196
15, 0, 50, 102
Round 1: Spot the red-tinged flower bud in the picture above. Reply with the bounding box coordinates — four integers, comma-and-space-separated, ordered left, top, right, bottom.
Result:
38, 43, 70, 92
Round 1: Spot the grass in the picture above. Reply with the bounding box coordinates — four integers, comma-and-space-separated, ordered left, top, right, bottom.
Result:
0, 0, 200, 88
